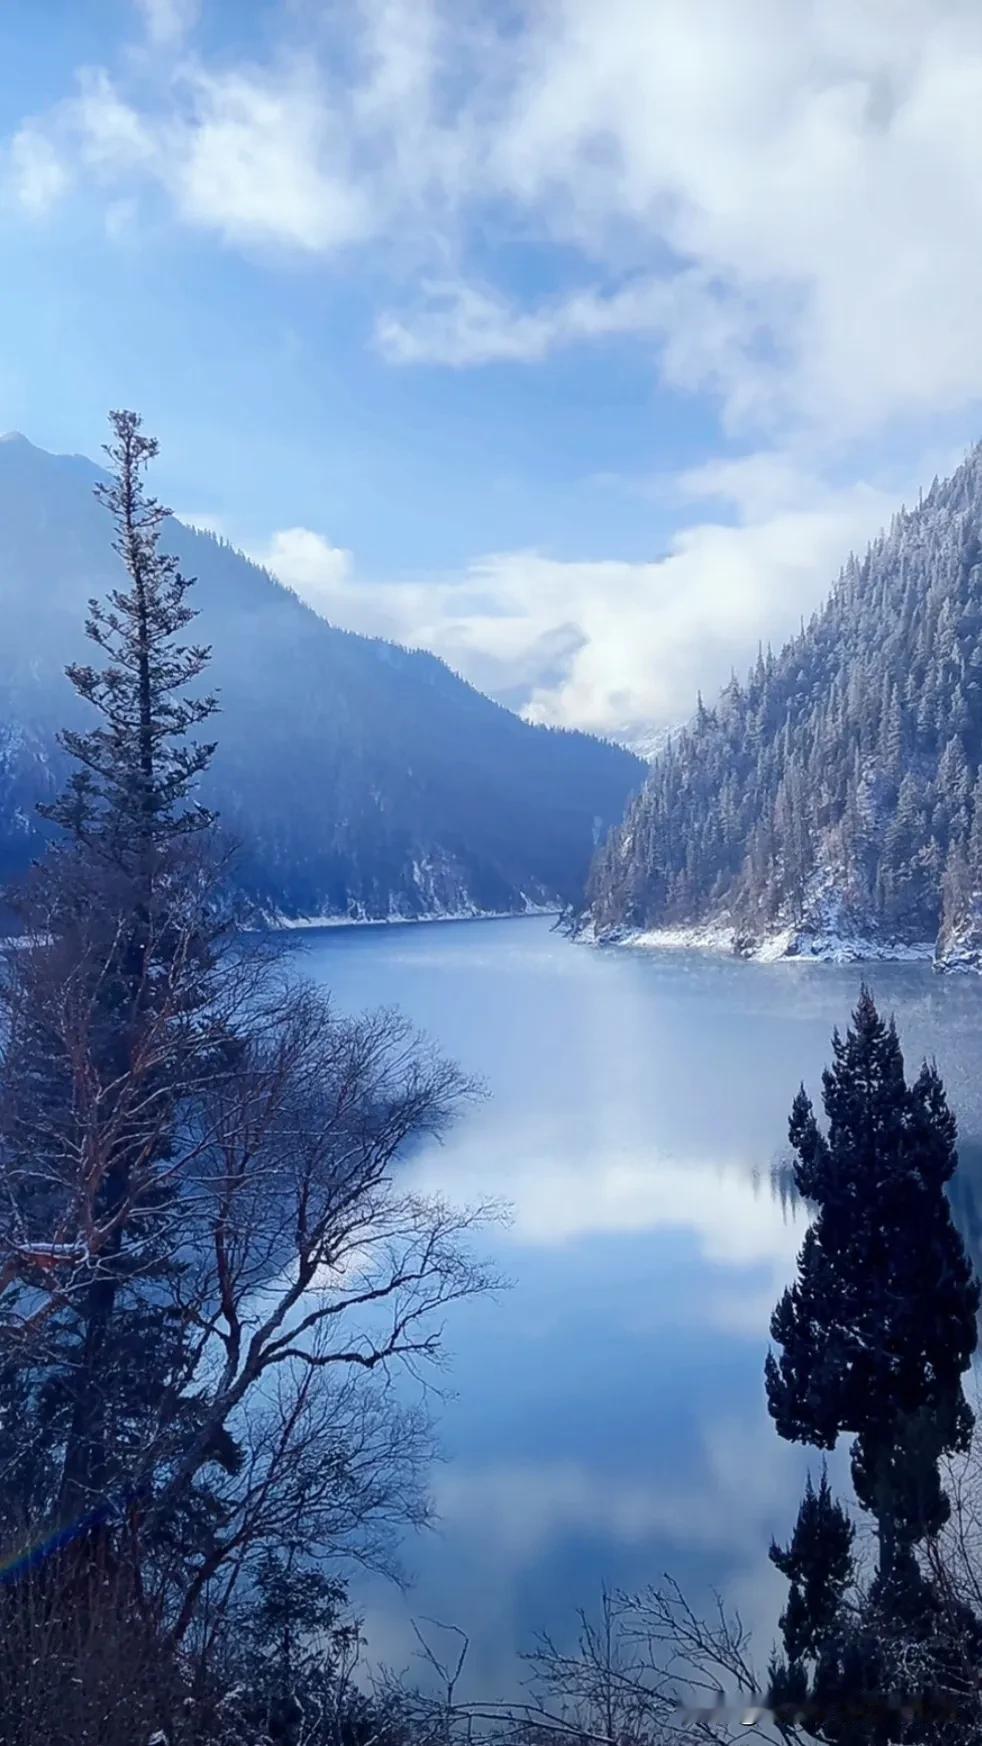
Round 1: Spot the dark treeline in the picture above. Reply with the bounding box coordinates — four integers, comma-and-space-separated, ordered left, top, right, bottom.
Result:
589, 446, 982, 956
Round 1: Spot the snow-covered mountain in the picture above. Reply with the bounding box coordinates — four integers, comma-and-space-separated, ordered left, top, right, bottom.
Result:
0, 434, 643, 922
587, 445, 982, 969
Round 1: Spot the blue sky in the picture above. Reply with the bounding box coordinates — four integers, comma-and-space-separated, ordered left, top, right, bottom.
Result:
4, 0, 982, 743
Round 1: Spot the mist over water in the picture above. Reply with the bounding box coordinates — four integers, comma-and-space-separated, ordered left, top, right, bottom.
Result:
290, 917, 982, 1692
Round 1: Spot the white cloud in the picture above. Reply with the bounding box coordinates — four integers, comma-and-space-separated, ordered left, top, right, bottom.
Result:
251, 456, 898, 738
465, 0, 982, 434
33, 62, 373, 253
170, 65, 372, 253
376, 0, 982, 436
251, 527, 354, 606
10, 0, 982, 735
6, 126, 71, 214
408, 1140, 800, 1271
134, 0, 199, 46
3, 0, 466, 256
72, 69, 155, 175
375, 274, 694, 366
13, 0, 982, 438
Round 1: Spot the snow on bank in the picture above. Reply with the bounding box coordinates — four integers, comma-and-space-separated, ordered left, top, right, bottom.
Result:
594, 920, 937, 968
590, 865, 945, 968
618, 921, 738, 955
262, 901, 558, 932
2, 905, 558, 948
753, 929, 935, 966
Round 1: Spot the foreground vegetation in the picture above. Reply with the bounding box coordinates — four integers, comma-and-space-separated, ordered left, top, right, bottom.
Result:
0, 414, 491, 1743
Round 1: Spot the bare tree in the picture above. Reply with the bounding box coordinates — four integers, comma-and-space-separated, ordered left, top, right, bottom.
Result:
0, 848, 496, 1740
0, 872, 494, 1604
383, 1587, 774, 1746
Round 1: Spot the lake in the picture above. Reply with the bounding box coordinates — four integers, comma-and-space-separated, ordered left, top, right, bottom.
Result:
287, 915, 982, 1694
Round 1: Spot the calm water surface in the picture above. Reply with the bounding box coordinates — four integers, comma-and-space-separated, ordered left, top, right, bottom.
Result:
288, 916, 982, 1690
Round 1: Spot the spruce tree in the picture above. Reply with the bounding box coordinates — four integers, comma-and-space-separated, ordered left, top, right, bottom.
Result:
770, 1473, 855, 1671
765, 992, 982, 1741
766, 1472, 880, 1742
40, 407, 217, 869
0, 412, 483, 1740
767, 991, 979, 1569
1, 410, 224, 1529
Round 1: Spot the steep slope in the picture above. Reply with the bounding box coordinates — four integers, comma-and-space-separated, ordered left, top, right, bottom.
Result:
0, 434, 643, 920
589, 445, 982, 966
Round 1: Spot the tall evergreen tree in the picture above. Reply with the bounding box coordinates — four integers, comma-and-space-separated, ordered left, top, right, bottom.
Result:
765, 992, 982, 1741
1, 410, 226, 1530
40, 408, 217, 868
770, 1471, 855, 1670
767, 991, 979, 1569
0, 414, 485, 1740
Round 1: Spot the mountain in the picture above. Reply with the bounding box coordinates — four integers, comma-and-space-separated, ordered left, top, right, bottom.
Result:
588, 445, 982, 968
616, 723, 671, 762
0, 433, 643, 922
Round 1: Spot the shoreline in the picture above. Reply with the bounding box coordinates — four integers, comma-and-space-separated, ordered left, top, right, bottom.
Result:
261, 904, 560, 932
3, 907, 561, 948
592, 920, 942, 969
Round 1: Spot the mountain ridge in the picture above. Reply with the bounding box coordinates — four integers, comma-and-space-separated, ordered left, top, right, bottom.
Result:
587, 443, 982, 970
0, 432, 643, 922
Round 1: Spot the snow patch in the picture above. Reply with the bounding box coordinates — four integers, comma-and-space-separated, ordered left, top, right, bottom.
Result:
768, 930, 935, 965
592, 861, 942, 969
593, 920, 936, 966
620, 921, 738, 955
260, 901, 558, 932
936, 889, 982, 974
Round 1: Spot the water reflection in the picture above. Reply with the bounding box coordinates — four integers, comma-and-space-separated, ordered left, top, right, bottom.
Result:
291, 919, 982, 1693
410, 1141, 800, 1266
774, 1132, 982, 1283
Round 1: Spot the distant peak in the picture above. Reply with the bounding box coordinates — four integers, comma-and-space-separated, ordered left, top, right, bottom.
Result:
0, 431, 102, 477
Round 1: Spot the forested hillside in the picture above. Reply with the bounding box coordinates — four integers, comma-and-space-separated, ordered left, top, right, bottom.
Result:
0, 434, 642, 921
589, 445, 982, 964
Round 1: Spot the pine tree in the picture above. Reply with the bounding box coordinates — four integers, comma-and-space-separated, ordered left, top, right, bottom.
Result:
1, 411, 225, 1529
40, 408, 217, 871
765, 996, 982, 1742
942, 840, 971, 937
770, 1471, 855, 1669
766, 991, 979, 1574
0, 416, 484, 1738
969, 769, 982, 879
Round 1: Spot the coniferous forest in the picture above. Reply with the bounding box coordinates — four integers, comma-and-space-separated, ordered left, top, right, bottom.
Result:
588, 447, 982, 965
